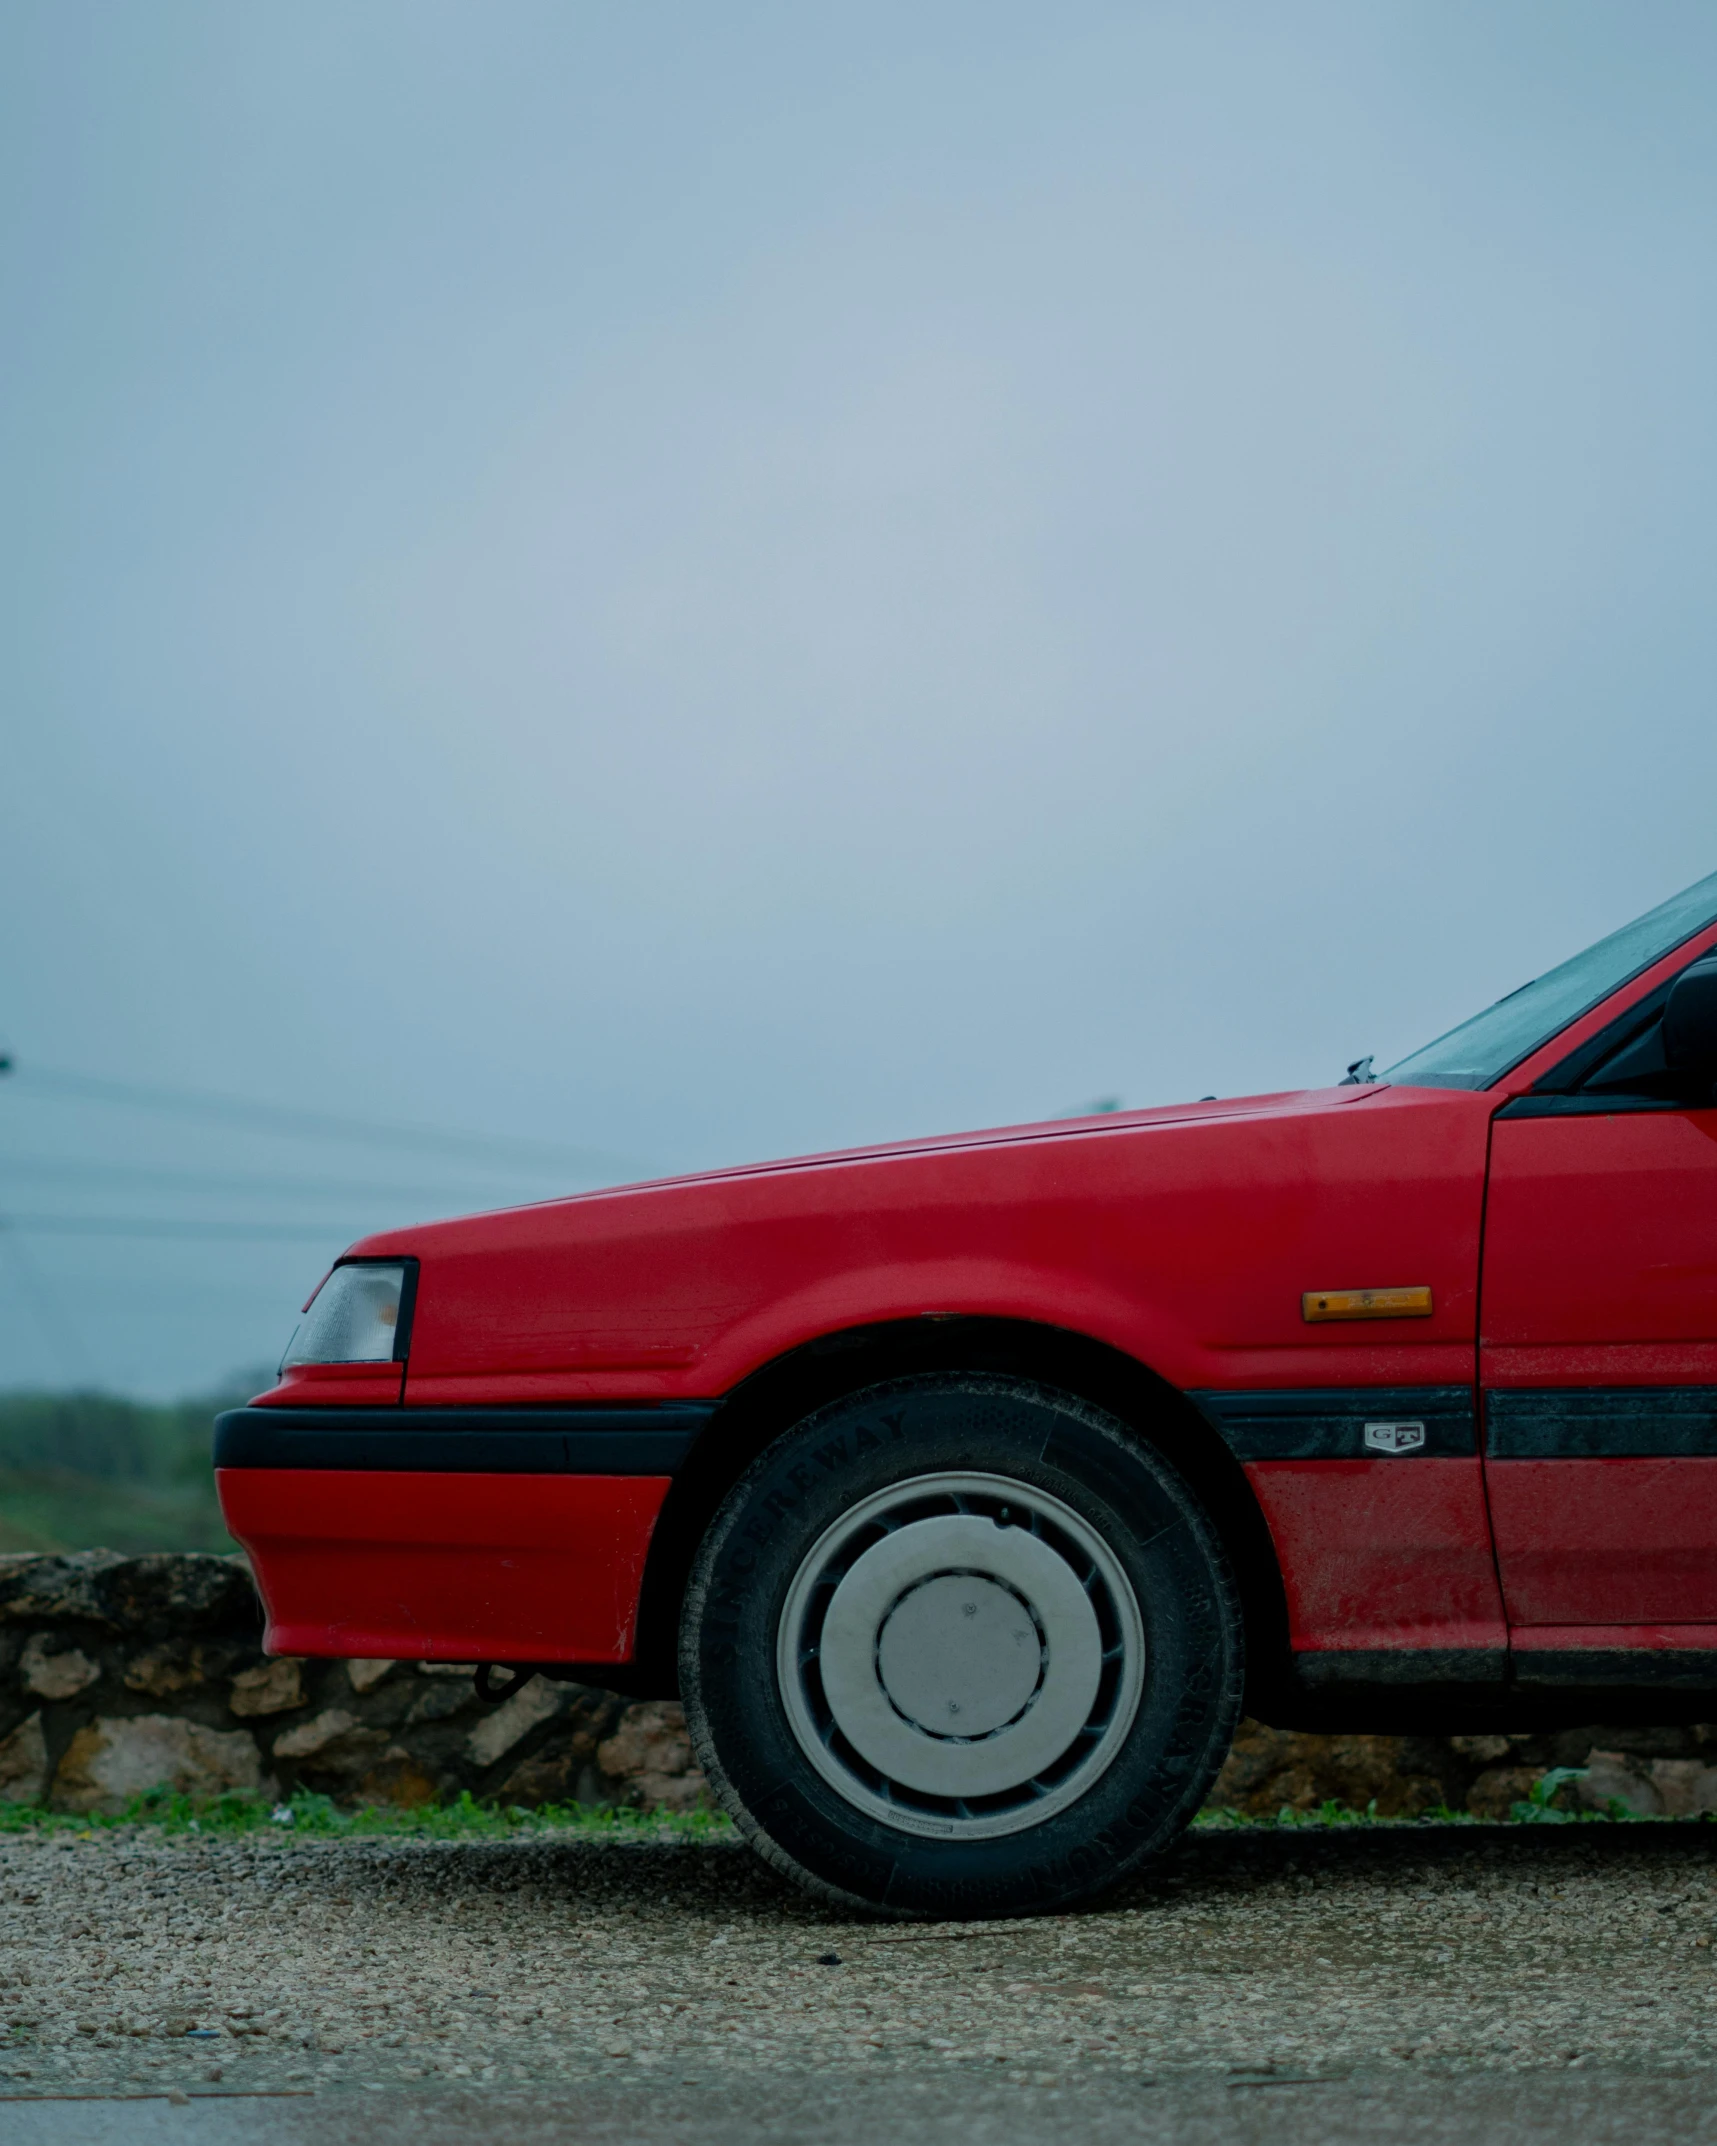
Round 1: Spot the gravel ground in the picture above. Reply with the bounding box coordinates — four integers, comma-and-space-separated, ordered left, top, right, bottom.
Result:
3, 1822, 1717, 2134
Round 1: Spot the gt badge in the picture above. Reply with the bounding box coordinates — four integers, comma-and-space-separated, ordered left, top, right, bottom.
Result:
1364, 1421, 1427, 1455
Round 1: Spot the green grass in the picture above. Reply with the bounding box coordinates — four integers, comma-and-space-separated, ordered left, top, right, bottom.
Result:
0, 1786, 736, 1840
1193, 1789, 1672, 1829
0, 1785, 1677, 1843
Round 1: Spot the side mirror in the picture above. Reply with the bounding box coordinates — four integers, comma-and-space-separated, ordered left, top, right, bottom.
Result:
1663, 955, 1717, 1072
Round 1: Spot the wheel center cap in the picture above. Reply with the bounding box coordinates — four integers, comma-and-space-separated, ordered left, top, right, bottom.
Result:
875, 1573, 1042, 1738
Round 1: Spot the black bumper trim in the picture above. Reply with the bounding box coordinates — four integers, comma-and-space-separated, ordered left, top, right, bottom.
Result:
1189, 1386, 1476, 1460
213, 1404, 717, 1476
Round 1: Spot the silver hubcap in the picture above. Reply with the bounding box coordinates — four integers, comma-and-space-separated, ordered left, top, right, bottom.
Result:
776, 1471, 1145, 1840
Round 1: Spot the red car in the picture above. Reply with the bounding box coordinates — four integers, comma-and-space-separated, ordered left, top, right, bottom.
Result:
218, 872, 1717, 1917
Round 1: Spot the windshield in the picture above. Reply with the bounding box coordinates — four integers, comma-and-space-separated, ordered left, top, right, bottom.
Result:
1383, 868, 1717, 1091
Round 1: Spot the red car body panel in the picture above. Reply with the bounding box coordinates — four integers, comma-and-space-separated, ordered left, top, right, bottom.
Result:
1243, 1460, 1502, 1655
1482, 1106, 1717, 1628
1476, 915, 1717, 1646
216, 906, 1717, 1698
1482, 1459, 1717, 1626
267, 1362, 404, 1407
216, 1468, 670, 1662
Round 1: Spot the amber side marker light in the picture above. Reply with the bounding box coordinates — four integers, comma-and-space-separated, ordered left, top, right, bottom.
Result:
1302, 1285, 1434, 1322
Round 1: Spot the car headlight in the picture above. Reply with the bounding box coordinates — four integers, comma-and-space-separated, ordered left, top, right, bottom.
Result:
281, 1259, 414, 1369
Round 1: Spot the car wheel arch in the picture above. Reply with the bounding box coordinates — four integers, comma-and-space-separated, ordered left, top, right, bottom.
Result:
626, 1313, 1290, 1711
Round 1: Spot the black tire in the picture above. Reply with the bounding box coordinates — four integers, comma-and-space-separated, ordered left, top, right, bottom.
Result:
679, 1373, 1243, 1919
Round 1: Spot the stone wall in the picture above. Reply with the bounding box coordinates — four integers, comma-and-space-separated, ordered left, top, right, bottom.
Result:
3, 1550, 1713, 1822
0, 1553, 704, 1816
1206, 1717, 1717, 1821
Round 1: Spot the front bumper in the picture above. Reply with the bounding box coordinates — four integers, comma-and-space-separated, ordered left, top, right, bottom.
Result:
214, 1404, 714, 1665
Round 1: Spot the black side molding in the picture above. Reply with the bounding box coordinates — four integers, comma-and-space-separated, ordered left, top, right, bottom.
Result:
1189, 1387, 1476, 1460
1291, 1647, 1506, 1688
213, 1404, 717, 1476
1486, 1387, 1717, 1459
1513, 1650, 1717, 1692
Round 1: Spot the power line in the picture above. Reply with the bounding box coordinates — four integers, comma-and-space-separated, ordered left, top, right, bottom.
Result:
2, 1215, 371, 1242
0, 1154, 543, 1206
5, 1279, 340, 1305
7, 1064, 643, 1178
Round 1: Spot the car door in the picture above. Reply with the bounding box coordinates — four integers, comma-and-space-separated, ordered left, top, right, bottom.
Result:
1481, 942, 1717, 1675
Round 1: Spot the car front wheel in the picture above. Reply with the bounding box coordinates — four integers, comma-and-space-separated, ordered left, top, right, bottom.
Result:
679, 1374, 1243, 1919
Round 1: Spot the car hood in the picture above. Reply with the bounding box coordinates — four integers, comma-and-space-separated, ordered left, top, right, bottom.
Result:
356, 1084, 1369, 1249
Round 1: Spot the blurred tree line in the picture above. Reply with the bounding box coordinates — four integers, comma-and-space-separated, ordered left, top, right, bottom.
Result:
0, 1374, 268, 1553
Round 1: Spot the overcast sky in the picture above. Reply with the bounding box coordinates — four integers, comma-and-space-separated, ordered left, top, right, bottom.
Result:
4, 2, 1717, 1396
